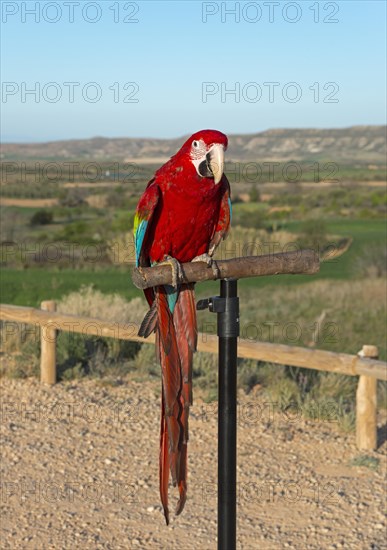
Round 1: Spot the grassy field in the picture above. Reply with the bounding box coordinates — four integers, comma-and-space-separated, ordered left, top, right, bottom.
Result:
0, 267, 139, 306
1, 218, 384, 304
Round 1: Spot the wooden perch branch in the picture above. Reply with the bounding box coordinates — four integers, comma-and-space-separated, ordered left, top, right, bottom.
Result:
132, 249, 319, 290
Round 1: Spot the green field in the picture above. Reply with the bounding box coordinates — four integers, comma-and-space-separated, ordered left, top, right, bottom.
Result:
1, 218, 385, 305
0, 267, 139, 306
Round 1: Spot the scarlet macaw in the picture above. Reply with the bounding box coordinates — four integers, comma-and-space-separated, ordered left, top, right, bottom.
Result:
133, 129, 231, 524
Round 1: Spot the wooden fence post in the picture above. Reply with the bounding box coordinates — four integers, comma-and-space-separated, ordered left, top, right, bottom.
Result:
40, 301, 57, 385
356, 345, 378, 450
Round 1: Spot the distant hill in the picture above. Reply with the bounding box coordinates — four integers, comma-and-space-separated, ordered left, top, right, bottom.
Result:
1, 126, 386, 163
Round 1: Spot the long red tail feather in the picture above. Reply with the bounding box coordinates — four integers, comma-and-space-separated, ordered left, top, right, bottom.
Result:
155, 284, 197, 524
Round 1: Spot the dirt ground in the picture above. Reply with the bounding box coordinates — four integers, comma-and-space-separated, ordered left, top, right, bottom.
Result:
1, 377, 386, 549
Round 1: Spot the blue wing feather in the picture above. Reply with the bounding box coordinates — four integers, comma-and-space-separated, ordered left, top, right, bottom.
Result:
135, 220, 148, 267
133, 180, 160, 268
228, 197, 232, 223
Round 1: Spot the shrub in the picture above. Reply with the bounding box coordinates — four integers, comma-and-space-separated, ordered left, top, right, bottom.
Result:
231, 194, 243, 204
131, 344, 159, 380
0, 287, 148, 381
60, 221, 88, 241
111, 212, 134, 233
350, 455, 380, 470
353, 243, 387, 278
1, 208, 24, 241
265, 377, 301, 412
55, 285, 147, 379
297, 219, 328, 251
231, 209, 267, 229
30, 210, 53, 226
106, 187, 132, 208
214, 225, 294, 261
249, 185, 260, 202
58, 189, 87, 207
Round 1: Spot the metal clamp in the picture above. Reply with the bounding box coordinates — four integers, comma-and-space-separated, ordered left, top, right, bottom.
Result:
197, 295, 239, 339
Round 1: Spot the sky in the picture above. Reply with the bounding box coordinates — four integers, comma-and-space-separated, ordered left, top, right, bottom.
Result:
1, 0, 386, 141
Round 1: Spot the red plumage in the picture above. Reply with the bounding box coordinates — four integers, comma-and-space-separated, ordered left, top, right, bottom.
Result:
134, 129, 231, 524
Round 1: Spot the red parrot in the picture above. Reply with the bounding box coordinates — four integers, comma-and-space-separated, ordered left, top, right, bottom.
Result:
133, 129, 231, 524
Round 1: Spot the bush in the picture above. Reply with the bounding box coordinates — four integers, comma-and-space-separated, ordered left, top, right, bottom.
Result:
231, 209, 267, 229
59, 221, 88, 241
231, 194, 243, 204
56, 286, 147, 378
214, 225, 293, 261
297, 219, 328, 250
111, 212, 134, 233
106, 187, 132, 208
58, 189, 87, 207
353, 243, 387, 278
30, 210, 53, 226
249, 185, 260, 202
0, 287, 148, 381
349, 455, 380, 470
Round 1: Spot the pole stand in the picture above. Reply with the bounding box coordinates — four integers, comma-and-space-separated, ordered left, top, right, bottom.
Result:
197, 279, 239, 550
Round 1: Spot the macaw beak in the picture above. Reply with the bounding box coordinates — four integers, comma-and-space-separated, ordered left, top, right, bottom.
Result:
206, 143, 225, 184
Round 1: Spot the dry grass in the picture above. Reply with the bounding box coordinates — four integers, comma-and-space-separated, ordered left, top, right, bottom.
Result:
107, 224, 350, 266
0, 286, 148, 380
57, 284, 147, 327
214, 226, 294, 260
107, 233, 135, 265
353, 243, 387, 278
237, 278, 386, 358
107, 226, 296, 266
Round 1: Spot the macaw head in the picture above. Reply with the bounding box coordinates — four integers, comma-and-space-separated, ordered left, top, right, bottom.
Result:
179, 129, 228, 185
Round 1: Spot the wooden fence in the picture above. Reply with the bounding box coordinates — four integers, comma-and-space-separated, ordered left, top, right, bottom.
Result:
1, 301, 386, 451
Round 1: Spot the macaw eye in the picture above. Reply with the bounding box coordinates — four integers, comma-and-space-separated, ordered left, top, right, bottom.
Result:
192, 140, 199, 148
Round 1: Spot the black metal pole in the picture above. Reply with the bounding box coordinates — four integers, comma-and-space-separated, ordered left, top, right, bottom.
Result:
217, 279, 239, 550
196, 279, 239, 549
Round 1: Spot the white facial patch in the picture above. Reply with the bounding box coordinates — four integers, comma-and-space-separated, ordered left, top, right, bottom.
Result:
190, 138, 209, 176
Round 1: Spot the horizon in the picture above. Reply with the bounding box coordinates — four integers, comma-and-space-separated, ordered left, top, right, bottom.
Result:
2, 123, 386, 146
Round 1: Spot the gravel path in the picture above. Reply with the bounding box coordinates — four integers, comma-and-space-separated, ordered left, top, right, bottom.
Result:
1, 377, 386, 549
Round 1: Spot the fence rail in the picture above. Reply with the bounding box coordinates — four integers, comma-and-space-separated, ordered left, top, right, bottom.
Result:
1, 302, 386, 450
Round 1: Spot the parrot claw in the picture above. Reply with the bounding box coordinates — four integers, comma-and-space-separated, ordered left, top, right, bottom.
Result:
192, 253, 220, 279
161, 255, 184, 289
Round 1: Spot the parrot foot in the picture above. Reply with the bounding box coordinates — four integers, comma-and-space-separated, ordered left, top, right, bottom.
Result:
160, 255, 184, 289
192, 253, 220, 279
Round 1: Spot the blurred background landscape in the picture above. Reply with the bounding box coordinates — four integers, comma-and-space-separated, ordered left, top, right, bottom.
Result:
1, 124, 386, 428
